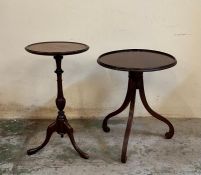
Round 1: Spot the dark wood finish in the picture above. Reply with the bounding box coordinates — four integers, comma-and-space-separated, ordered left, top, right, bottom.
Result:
98, 49, 177, 72
25, 41, 89, 56
98, 50, 176, 163
121, 76, 136, 163
26, 42, 89, 159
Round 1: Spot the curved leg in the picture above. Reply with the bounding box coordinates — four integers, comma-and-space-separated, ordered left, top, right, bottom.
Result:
27, 121, 56, 155
102, 78, 132, 132
139, 80, 174, 139
121, 86, 136, 163
64, 121, 89, 159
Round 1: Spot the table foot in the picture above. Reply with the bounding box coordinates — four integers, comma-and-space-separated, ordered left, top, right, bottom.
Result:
27, 121, 56, 155
121, 156, 127, 163
102, 78, 132, 132
102, 122, 111, 132
165, 131, 174, 139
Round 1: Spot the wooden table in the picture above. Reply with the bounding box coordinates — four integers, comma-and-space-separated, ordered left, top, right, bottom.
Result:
25, 41, 89, 159
97, 49, 177, 163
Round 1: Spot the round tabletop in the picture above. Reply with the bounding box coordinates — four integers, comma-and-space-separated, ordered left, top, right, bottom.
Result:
25, 41, 89, 56
97, 49, 177, 72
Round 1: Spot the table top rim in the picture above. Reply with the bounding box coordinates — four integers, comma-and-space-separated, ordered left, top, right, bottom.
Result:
25, 41, 89, 56
97, 49, 177, 72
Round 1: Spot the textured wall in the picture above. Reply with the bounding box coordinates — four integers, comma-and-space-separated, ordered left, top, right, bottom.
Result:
0, 0, 200, 119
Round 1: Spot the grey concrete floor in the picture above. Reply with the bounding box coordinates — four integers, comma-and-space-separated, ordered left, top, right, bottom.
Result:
0, 118, 201, 175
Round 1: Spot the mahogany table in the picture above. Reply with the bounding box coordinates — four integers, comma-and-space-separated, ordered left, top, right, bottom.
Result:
25, 41, 89, 159
97, 49, 177, 163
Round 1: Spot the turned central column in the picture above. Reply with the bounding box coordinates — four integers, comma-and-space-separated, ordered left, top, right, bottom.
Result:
54, 55, 66, 112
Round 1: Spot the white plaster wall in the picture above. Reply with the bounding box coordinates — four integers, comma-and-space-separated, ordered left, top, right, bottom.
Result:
0, 0, 200, 119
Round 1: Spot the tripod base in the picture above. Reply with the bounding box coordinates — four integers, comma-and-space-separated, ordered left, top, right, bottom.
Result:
102, 72, 174, 163
27, 112, 89, 159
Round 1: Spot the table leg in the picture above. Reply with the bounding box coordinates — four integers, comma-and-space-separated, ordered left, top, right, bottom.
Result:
121, 79, 136, 163
27, 121, 56, 155
138, 74, 174, 139
64, 121, 89, 159
102, 78, 132, 132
